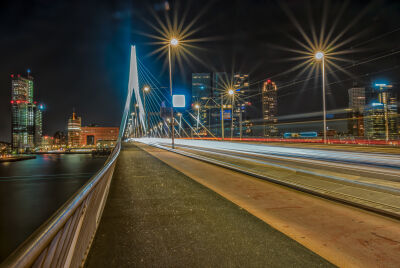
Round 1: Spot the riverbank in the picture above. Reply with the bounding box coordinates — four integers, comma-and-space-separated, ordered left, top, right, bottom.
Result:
34, 151, 91, 154
0, 155, 36, 162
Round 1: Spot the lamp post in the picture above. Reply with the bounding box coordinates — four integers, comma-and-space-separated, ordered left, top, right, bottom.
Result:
228, 89, 234, 140
169, 38, 179, 148
134, 103, 140, 137
315, 51, 327, 144
221, 93, 224, 141
143, 86, 150, 137
131, 112, 135, 138
194, 103, 200, 131
177, 112, 182, 136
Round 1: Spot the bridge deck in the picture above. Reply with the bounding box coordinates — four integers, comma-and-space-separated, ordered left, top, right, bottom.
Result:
85, 143, 331, 267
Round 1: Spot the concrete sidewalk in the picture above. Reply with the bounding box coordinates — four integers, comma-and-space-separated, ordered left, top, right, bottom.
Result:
85, 143, 332, 267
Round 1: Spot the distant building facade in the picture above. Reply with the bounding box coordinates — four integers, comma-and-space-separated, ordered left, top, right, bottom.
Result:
80, 127, 119, 147
67, 111, 82, 147
262, 80, 278, 136
364, 83, 398, 139
348, 87, 366, 112
53, 131, 67, 147
10, 74, 42, 152
192, 73, 212, 132
347, 87, 365, 137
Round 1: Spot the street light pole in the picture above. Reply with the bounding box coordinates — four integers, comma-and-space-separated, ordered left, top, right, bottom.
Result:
322, 56, 327, 144
178, 113, 182, 136
143, 86, 150, 137
168, 44, 174, 148
228, 89, 234, 140
221, 93, 224, 141
239, 105, 242, 140
168, 38, 179, 148
315, 51, 327, 144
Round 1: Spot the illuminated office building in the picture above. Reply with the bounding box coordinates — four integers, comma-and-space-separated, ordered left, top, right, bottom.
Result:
348, 87, 366, 112
67, 111, 82, 147
35, 104, 45, 147
10, 73, 42, 152
347, 87, 365, 137
364, 83, 398, 139
192, 73, 212, 131
262, 80, 278, 136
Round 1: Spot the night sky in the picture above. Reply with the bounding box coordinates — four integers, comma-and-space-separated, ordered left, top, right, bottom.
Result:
1, 0, 400, 141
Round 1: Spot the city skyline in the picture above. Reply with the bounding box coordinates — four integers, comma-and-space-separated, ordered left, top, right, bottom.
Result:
1, 0, 400, 142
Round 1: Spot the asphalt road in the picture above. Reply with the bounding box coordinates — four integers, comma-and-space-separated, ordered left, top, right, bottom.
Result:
85, 144, 333, 267
138, 138, 400, 184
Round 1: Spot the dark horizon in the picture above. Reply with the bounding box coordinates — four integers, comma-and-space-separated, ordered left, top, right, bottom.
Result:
1, 0, 400, 142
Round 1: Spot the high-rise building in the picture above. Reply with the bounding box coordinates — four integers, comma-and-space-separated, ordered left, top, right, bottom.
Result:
10, 74, 42, 152
262, 80, 278, 136
233, 73, 249, 96
34, 104, 45, 147
364, 83, 398, 139
192, 73, 212, 132
68, 111, 82, 147
348, 87, 366, 112
347, 87, 365, 137
192, 73, 211, 101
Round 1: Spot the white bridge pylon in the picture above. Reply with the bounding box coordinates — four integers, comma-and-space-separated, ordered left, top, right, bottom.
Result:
128, 45, 146, 132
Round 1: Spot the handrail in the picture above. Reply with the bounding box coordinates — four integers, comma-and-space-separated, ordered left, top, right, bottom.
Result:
1, 45, 137, 268
1, 142, 121, 268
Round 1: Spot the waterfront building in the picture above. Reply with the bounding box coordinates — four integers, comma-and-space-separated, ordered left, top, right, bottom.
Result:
262, 80, 278, 136
53, 131, 67, 147
67, 111, 82, 147
10, 74, 42, 152
34, 104, 45, 147
41, 136, 55, 150
80, 126, 119, 147
364, 83, 398, 139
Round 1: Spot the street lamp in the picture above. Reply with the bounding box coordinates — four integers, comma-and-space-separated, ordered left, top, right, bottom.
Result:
228, 89, 235, 139
169, 38, 179, 148
194, 103, 200, 131
315, 51, 327, 144
177, 112, 182, 136
143, 86, 150, 137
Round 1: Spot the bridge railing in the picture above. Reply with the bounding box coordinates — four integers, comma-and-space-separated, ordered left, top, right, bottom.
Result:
1, 142, 121, 268
1, 45, 137, 268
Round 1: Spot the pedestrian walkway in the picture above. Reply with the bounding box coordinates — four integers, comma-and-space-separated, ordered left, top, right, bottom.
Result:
85, 143, 332, 267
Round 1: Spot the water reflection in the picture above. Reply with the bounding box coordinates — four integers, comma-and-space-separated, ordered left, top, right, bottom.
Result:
0, 154, 106, 261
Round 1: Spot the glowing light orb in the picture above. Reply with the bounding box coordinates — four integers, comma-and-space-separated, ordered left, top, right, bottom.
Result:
315, 51, 324, 60
170, 38, 179, 46
228, 89, 234, 95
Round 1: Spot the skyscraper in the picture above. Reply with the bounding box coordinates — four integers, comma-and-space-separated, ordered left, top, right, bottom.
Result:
347, 87, 365, 137
192, 73, 212, 132
10, 74, 41, 152
68, 111, 82, 147
34, 104, 44, 147
348, 87, 366, 112
364, 83, 398, 140
262, 80, 278, 136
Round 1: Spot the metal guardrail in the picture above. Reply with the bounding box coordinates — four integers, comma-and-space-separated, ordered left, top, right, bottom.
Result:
1, 142, 121, 268
1, 45, 136, 268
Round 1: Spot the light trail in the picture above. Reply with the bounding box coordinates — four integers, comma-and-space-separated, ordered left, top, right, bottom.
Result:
134, 138, 400, 169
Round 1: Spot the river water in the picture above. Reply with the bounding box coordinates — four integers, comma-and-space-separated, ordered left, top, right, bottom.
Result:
0, 154, 106, 262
